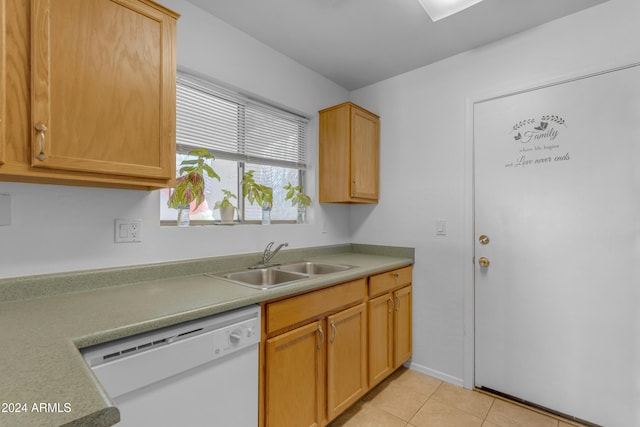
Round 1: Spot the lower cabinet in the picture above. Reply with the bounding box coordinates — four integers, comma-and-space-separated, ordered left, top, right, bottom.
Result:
265, 321, 325, 427
368, 292, 394, 386
261, 266, 412, 427
393, 285, 412, 367
263, 279, 367, 427
368, 267, 413, 388
326, 303, 368, 420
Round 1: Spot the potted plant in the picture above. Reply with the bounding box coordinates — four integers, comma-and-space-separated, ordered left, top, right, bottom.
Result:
214, 189, 237, 224
242, 170, 273, 224
167, 148, 220, 226
284, 182, 312, 223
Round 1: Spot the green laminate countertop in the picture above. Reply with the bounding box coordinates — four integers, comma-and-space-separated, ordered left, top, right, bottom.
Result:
0, 244, 413, 426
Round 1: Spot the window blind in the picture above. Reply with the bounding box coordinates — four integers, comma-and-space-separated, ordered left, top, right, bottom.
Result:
176, 72, 308, 169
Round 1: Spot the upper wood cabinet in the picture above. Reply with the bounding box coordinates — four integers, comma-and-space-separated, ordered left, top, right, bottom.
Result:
0, 0, 6, 166
319, 102, 379, 203
1, 0, 178, 190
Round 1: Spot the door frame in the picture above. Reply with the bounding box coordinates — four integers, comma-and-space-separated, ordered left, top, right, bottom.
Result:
461, 59, 640, 390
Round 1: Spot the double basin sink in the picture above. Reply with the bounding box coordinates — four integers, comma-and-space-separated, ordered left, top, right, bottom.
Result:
209, 261, 355, 290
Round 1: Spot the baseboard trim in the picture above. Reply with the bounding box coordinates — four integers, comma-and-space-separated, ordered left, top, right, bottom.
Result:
405, 361, 464, 388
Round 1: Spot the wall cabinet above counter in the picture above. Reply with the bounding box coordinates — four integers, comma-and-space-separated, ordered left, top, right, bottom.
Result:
319, 102, 380, 204
1, 0, 178, 190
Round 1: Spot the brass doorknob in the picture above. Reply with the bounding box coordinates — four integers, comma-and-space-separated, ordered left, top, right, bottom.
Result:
478, 257, 490, 267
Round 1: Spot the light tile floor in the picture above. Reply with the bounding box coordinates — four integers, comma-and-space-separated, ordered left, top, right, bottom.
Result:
329, 367, 587, 427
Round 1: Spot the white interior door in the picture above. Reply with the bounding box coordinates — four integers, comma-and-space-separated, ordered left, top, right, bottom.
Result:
474, 64, 640, 427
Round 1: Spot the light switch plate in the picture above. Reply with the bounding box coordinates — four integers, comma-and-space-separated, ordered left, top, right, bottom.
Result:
436, 220, 447, 236
0, 194, 11, 226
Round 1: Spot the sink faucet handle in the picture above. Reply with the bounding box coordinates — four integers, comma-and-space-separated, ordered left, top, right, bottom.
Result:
262, 241, 288, 265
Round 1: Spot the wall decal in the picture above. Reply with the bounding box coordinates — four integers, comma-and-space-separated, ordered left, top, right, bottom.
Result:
505, 114, 569, 168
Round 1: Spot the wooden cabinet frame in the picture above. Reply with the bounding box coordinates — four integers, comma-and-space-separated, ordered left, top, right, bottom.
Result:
368, 292, 394, 385
265, 320, 325, 427
261, 279, 368, 427
30, 0, 176, 180
393, 285, 412, 366
1, 0, 177, 190
0, 0, 5, 165
368, 267, 413, 388
327, 303, 367, 419
319, 102, 379, 203
259, 266, 413, 427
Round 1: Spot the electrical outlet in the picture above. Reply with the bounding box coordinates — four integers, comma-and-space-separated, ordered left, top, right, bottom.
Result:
129, 220, 141, 241
115, 219, 143, 243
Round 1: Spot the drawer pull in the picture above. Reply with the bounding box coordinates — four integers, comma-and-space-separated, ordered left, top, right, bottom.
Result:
35, 122, 48, 161
317, 324, 325, 350
393, 272, 400, 278
330, 321, 337, 344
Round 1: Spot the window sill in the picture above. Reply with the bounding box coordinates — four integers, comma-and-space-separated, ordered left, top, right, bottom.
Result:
160, 220, 298, 227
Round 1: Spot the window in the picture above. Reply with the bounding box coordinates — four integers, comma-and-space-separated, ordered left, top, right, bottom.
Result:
160, 72, 309, 224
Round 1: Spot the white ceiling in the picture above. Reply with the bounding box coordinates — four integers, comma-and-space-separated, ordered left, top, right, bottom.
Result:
186, 0, 608, 91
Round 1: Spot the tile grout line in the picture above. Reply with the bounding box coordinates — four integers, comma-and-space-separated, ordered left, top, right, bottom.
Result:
483, 397, 497, 423
427, 382, 495, 424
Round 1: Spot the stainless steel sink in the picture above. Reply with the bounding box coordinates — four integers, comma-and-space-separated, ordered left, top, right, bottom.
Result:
211, 268, 309, 290
207, 261, 355, 290
277, 262, 354, 275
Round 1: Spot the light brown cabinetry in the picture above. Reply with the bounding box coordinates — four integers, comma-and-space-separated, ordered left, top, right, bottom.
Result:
265, 320, 325, 427
319, 102, 379, 203
1, 0, 178, 190
0, 0, 6, 166
326, 303, 367, 420
263, 279, 367, 427
368, 266, 413, 387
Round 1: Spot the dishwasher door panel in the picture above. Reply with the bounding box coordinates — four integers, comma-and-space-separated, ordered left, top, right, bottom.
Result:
114, 343, 258, 426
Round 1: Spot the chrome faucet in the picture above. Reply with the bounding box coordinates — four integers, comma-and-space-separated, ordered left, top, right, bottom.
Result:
261, 241, 288, 266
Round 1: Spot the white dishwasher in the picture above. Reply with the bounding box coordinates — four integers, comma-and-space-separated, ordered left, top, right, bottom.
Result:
82, 305, 260, 427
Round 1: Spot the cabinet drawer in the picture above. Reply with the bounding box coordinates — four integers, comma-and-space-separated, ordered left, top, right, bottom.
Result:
266, 279, 366, 334
368, 266, 412, 297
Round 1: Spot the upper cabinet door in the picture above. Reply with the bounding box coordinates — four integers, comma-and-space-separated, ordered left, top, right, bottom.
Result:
31, 0, 177, 180
319, 102, 379, 203
0, 0, 6, 165
350, 107, 379, 200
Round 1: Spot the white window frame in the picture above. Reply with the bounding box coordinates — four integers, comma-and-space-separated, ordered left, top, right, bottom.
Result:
169, 71, 309, 224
